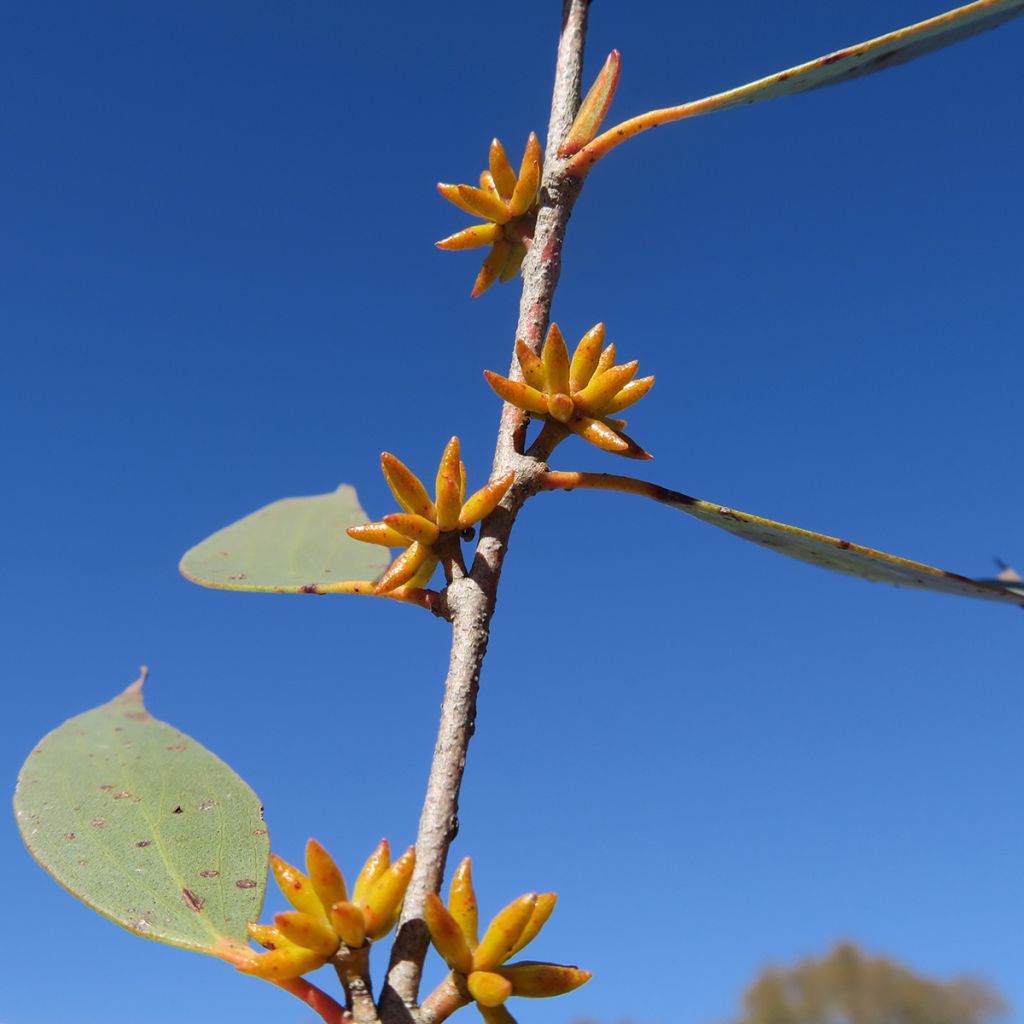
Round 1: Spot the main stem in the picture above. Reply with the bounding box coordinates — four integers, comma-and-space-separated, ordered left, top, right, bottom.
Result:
380, 3, 591, 1021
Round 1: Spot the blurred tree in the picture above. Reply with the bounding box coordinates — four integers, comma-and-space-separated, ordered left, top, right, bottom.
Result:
733, 942, 1006, 1024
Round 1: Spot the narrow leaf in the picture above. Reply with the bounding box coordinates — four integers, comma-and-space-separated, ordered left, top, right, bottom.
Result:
14, 672, 269, 957
180, 484, 390, 594
569, 0, 1024, 174
540, 472, 1024, 607
664, 491, 1024, 605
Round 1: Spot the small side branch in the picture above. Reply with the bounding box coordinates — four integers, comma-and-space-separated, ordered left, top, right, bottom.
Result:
273, 978, 353, 1024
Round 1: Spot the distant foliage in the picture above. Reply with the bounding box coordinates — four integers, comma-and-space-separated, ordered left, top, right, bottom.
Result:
733, 942, 1006, 1024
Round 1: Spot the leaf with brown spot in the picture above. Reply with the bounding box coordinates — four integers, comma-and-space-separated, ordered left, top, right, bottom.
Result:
14, 671, 269, 958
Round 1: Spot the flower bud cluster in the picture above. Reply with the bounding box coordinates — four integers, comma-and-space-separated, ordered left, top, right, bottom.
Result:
485, 322, 654, 458
348, 437, 514, 593
425, 857, 590, 1022
436, 135, 542, 297
236, 839, 414, 981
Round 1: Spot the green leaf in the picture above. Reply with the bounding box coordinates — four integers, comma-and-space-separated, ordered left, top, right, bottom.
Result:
180, 483, 391, 594
14, 672, 269, 959
655, 0, 1024, 120
693, 0, 1023, 114
567, 0, 1024, 174
661, 489, 1024, 607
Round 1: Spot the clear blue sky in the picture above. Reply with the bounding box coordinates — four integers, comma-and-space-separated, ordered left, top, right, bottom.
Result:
3, 3, 1022, 1023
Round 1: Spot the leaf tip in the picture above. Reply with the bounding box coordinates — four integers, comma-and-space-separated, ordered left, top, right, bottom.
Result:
123, 666, 149, 699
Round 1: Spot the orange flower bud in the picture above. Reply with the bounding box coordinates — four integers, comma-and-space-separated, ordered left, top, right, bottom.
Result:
508, 892, 557, 957
499, 242, 527, 283
546, 393, 575, 424
346, 522, 410, 548
237, 945, 326, 981
468, 970, 514, 1007
437, 183, 511, 225
352, 838, 391, 905
404, 552, 439, 590
329, 900, 367, 949
458, 472, 514, 530
248, 922, 291, 950
594, 343, 616, 377
361, 846, 415, 940
509, 132, 542, 218
472, 240, 511, 298
271, 855, 328, 921
374, 541, 433, 594
380, 453, 436, 521
449, 857, 479, 948
572, 360, 639, 416
489, 138, 517, 200
602, 375, 655, 414
473, 894, 537, 972
514, 339, 548, 393
435, 223, 504, 251
479, 171, 499, 196
425, 892, 474, 973
382, 513, 441, 546
305, 839, 348, 912
458, 460, 467, 505
435, 437, 463, 532
274, 912, 341, 956
497, 961, 592, 998
568, 322, 605, 392
569, 416, 630, 453
483, 371, 550, 416
541, 325, 571, 397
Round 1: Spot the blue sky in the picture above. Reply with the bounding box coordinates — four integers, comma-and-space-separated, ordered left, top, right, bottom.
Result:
2, 3, 1022, 1023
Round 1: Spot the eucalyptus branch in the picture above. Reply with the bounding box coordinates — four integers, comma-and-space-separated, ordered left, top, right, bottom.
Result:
380, 2, 592, 1018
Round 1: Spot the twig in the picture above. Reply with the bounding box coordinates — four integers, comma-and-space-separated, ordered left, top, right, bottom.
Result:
378, 3, 592, 1021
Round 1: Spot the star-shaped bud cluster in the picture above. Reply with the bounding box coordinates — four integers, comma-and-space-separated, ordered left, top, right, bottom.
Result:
235, 839, 414, 981
436, 134, 542, 298
425, 858, 590, 1023
484, 322, 654, 459
348, 437, 514, 594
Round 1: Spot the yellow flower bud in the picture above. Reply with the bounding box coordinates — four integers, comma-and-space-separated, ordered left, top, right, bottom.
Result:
274, 912, 341, 956
305, 838, 348, 913
329, 900, 367, 949
509, 132, 542, 218
541, 325, 571, 397
489, 138, 517, 200
425, 891, 474, 973
472, 894, 537, 972
352, 838, 390, 905
497, 961, 592, 998
361, 845, 415, 941
237, 945, 326, 981
380, 453, 436, 521
271, 855, 328, 922
568, 322, 605, 392
449, 857, 479, 948
435, 223, 504, 251
468, 970, 514, 1007
508, 892, 557, 957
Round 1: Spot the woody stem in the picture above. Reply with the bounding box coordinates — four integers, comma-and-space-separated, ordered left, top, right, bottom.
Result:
378, 3, 592, 1021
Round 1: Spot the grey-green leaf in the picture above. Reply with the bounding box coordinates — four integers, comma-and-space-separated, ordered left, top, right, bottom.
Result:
180, 483, 390, 594
14, 672, 269, 958
661, 489, 1024, 607
676, 0, 1024, 118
